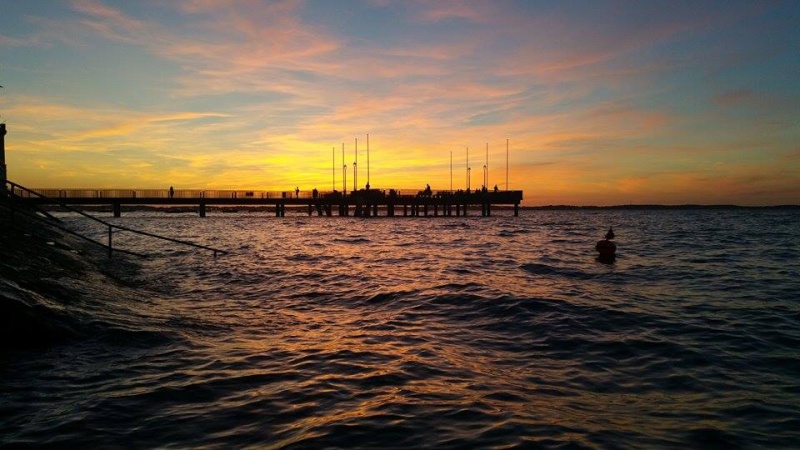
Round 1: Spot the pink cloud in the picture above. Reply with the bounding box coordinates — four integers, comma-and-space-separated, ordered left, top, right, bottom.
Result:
70, 0, 152, 44
61, 0, 341, 99
413, 1, 492, 24
489, 2, 778, 86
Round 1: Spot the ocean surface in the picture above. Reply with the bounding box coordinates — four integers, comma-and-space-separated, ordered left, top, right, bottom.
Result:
2, 208, 799, 448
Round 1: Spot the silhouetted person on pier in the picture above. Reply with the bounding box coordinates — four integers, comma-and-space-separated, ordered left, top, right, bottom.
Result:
312, 188, 318, 199
295, 187, 300, 198
169, 186, 174, 198
494, 184, 498, 192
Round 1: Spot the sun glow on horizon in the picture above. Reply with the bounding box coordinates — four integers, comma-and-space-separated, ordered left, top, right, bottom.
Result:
1, 1, 798, 206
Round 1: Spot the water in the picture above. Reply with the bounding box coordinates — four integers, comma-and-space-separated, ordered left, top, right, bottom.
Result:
2, 209, 799, 448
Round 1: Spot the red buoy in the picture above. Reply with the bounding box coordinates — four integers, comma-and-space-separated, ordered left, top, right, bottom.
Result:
596, 239, 616, 257
596, 227, 616, 262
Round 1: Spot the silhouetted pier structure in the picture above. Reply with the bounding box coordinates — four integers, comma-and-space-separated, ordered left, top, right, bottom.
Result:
1, 125, 522, 219
12, 187, 523, 218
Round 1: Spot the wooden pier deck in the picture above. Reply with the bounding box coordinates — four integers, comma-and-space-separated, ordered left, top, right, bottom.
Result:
14, 188, 523, 218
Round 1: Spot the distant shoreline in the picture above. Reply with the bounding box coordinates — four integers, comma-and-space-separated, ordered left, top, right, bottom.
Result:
521, 204, 800, 210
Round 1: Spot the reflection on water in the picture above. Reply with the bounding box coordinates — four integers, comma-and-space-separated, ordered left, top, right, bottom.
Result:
2, 210, 800, 448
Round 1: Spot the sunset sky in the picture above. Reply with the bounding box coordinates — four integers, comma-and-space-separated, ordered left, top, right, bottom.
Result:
1, 0, 798, 206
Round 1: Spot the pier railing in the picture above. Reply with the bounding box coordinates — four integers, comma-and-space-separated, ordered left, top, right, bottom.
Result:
10, 184, 523, 218
15, 187, 520, 201
3, 180, 228, 258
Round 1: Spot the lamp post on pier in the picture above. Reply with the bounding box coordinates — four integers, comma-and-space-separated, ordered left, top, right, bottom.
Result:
465, 146, 469, 191
342, 143, 346, 195
485, 142, 489, 191
506, 138, 509, 191
354, 138, 358, 192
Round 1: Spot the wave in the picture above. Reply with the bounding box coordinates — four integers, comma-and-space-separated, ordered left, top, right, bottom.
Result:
4, 209, 799, 448
332, 237, 371, 244
520, 262, 598, 280
497, 228, 533, 237
0, 218, 174, 351
0, 283, 80, 348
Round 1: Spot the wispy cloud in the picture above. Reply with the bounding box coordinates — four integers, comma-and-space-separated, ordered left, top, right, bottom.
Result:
2, 0, 797, 204
413, 1, 494, 24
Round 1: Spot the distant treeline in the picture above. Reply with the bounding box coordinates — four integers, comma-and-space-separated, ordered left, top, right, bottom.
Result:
522, 204, 800, 210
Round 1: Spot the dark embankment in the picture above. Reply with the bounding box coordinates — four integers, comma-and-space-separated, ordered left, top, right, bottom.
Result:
0, 204, 159, 350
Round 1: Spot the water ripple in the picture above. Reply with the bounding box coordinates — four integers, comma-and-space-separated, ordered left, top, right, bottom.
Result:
3, 210, 800, 448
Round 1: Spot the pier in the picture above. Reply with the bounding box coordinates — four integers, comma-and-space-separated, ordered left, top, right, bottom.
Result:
1, 124, 522, 219
11, 187, 523, 218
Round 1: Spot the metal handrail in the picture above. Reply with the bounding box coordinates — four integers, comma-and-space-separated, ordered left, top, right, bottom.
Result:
4, 180, 228, 258
0, 200, 148, 258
